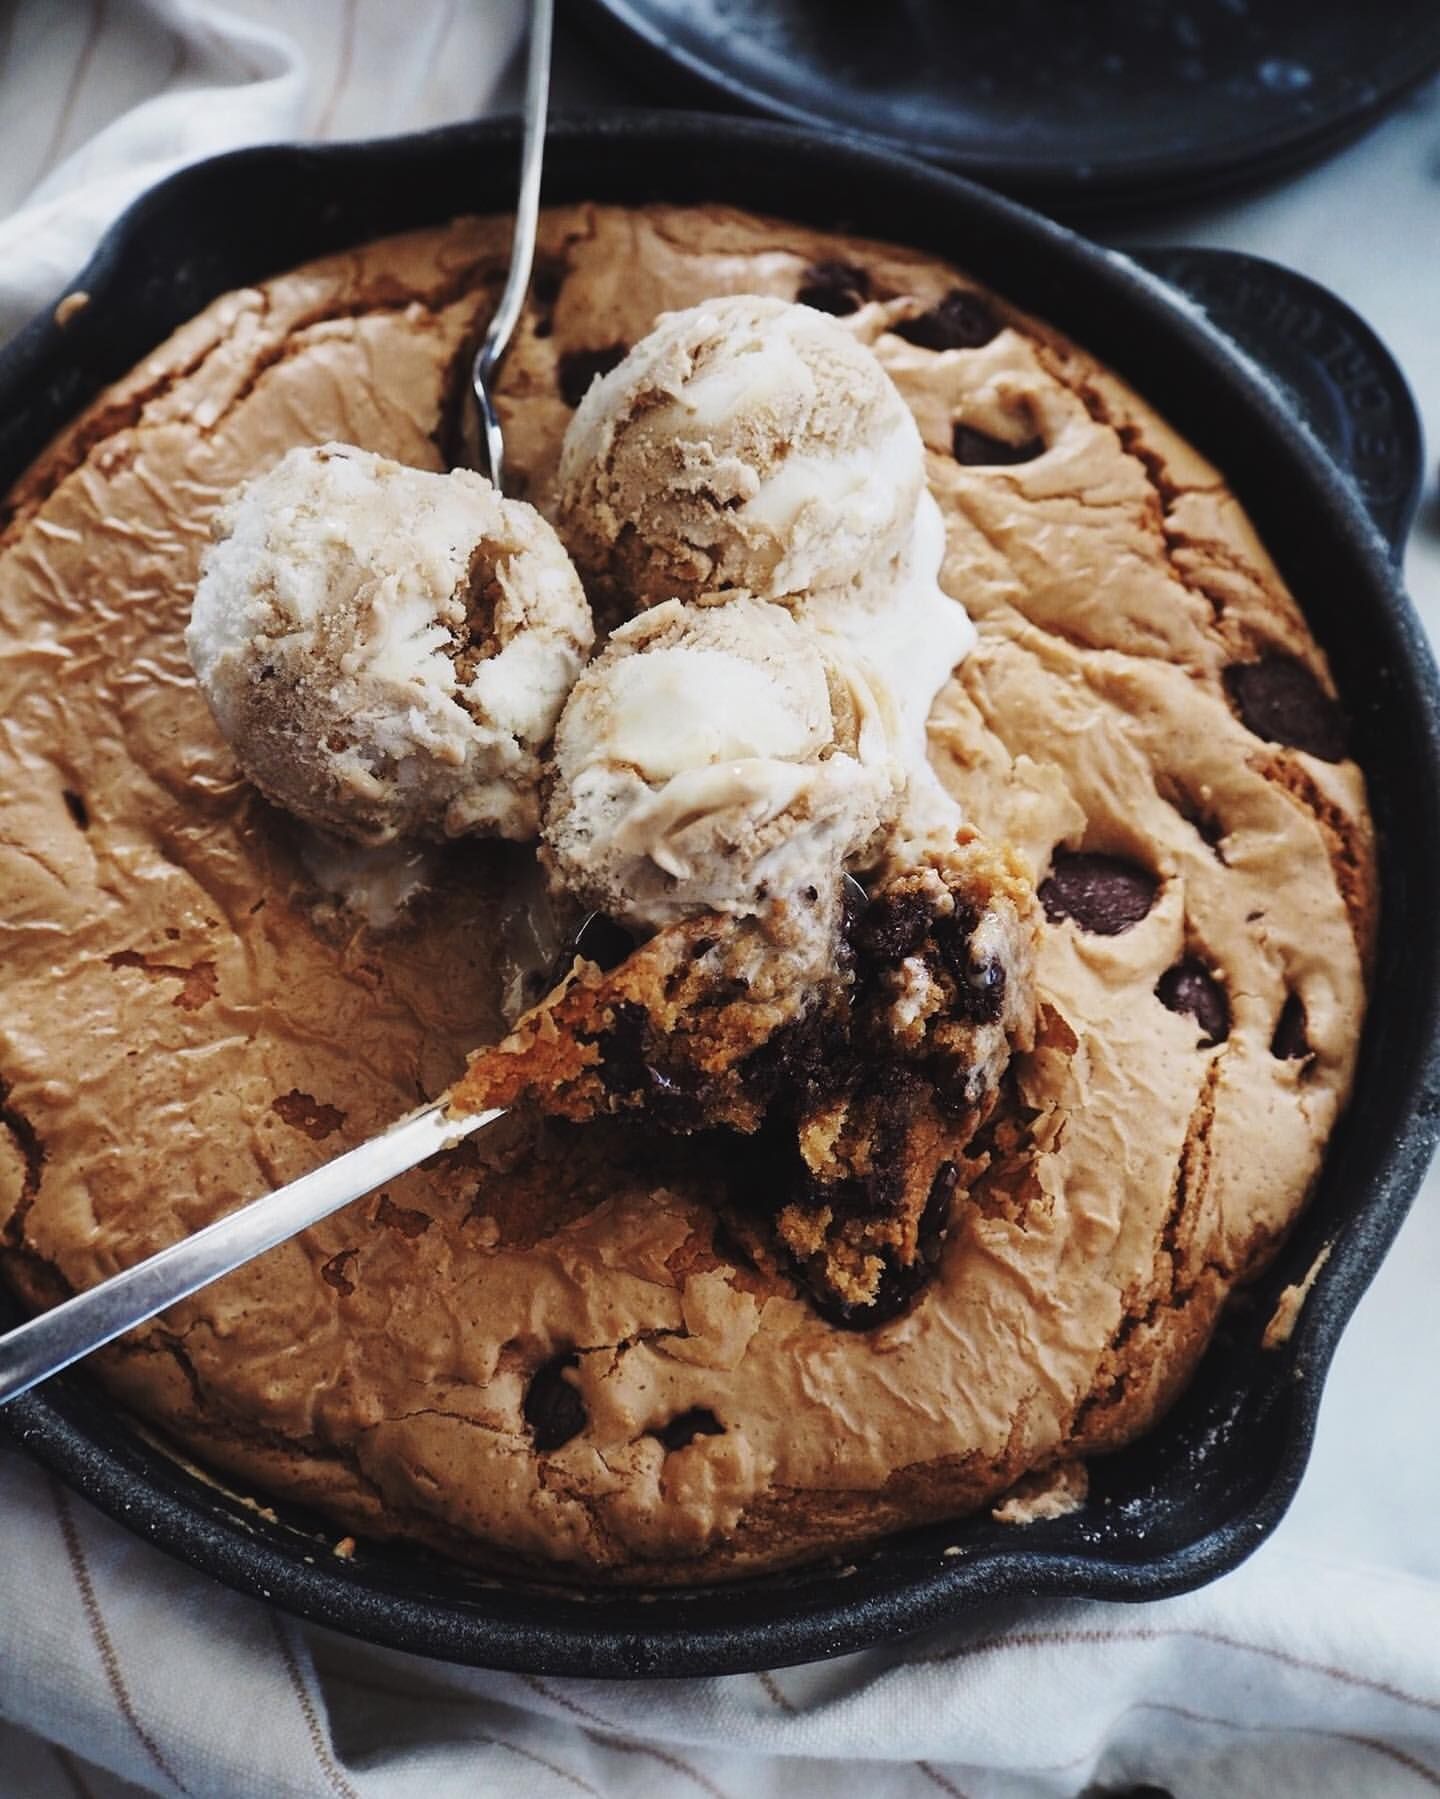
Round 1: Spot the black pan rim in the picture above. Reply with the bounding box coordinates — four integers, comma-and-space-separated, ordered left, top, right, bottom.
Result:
570, 0, 1440, 202
2, 110, 1439, 1678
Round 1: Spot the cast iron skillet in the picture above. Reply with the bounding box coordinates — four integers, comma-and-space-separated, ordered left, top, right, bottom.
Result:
2, 114, 1438, 1679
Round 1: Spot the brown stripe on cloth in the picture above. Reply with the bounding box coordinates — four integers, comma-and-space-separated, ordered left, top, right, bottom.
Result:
49, 1478, 191, 1796
269, 1613, 363, 1799
521, 1675, 732, 1798
907, 1625, 1440, 1715
755, 1672, 797, 1715
481, 1734, 601, 1797
468, 1727, 597, 1799
917, 1761, 972, 1797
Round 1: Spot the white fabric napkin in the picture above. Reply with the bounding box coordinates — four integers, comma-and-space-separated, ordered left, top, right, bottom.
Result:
0, 0, 526, 345
3, 7, 1439, 1794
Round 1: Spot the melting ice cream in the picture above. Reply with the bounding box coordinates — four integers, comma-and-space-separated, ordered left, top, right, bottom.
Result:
187, 443, 592, 846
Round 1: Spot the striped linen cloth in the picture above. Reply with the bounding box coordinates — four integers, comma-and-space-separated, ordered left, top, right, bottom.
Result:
2, 6, 1440, 1794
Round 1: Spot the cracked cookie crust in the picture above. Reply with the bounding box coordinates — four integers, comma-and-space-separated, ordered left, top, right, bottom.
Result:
0, 203, 1374, 1581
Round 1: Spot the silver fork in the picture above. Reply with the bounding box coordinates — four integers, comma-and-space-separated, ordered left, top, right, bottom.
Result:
472, 0, 553, 493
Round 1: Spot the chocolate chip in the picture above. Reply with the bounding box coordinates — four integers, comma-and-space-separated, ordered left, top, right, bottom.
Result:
952, 422, 1045, 466
958, 955, 1007, 1025
272, 1089, 346, 1141
852, 889, 933, 961
852, 888, 1005, 1026
557, 343, 628, 408
740, 1004, 851, 1116
320, 1249, 358, 1297
1156, 959, 1230, 1045
374, 1193, 431, 1237
892, 289, 1000, 351
592, 999, 652, 1098
587, 999, 713, 1129
524, 1352, 586, 1451
809, 1072, 919, 1225
1039, 852, 1159, 935
531, 255, 565, 309
62, 789, 90, 830
931, 903, 1008, 1025
530, 256, 566, 338
796, 260, 871, 316
654, 1408, 724, 1451
1223, 654, 1346, 762
1271, 993, 1311, 1060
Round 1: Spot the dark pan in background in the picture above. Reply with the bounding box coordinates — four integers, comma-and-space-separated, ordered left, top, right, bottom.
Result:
1, 114, 1437, 1677
569, 0, 1440, 213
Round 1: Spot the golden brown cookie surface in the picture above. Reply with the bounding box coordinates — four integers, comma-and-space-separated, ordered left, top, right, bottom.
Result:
0, 205, 1373, 1579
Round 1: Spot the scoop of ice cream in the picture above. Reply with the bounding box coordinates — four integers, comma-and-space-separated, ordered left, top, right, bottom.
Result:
186, 443, 593, 845
543, 596, 899, 927
548, 295, 982, 921
803, 487, 977, 848
557, 295, 927, 610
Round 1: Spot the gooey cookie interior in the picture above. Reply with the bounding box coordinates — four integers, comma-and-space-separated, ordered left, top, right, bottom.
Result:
0, 204, 1374, 1581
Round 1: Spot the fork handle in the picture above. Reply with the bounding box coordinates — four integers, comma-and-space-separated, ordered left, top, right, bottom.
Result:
471, 0, 554, 491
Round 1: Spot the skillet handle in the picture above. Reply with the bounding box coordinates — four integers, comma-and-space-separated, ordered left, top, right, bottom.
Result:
1132, 247, 1424, 561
